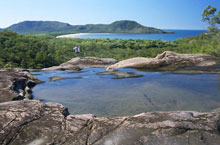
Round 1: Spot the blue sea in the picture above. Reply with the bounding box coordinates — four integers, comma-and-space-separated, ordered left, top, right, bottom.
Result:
71, 30, 207, 41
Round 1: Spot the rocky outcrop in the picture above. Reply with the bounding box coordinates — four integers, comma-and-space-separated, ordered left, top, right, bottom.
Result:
0, 100, 220, 145
43, 57, 118, 71
0, 69, 42, 103
107, 51, 220, 72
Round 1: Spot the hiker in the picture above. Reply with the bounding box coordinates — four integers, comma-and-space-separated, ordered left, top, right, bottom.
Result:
73, 45, 80, 57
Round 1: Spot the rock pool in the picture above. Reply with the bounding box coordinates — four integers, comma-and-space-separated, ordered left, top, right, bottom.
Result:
31, 68, 220, 117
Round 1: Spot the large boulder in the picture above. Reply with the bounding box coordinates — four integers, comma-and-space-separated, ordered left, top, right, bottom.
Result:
0, 69, 41, 103
43, 57, 118, 71
0, 100, 220, 145
107, 51, 220, 71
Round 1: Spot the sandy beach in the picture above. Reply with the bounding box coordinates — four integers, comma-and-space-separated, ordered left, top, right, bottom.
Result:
56, 33, 90, 38
56, 33, 113, 38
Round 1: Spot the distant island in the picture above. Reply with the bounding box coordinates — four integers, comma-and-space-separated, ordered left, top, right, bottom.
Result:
2, 20, 174, 35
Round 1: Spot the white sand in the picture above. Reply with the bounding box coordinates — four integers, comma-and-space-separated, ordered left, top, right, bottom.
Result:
56, 33, 90, 38
56, 33, 111, 38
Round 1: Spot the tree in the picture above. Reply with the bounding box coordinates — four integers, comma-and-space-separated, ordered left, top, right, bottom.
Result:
202, 5, 220, 32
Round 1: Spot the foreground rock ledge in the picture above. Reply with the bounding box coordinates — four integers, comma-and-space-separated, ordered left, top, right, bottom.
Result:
107, 51, 220, 71
1, 100, 220, 145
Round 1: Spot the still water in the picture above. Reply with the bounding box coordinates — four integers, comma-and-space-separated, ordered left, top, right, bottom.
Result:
66, 30, 207, 41
32, 68, 220, 117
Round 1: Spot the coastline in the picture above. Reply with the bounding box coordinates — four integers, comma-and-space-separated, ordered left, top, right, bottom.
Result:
55, 30, 205, 41
56, 33, 90, 38
56, 33, 112, 38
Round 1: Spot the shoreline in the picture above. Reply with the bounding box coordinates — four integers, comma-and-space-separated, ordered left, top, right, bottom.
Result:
54, 30, 203, 40
56, 33, 111, 38
55, 32, 175, 39
56, 33, 90, 38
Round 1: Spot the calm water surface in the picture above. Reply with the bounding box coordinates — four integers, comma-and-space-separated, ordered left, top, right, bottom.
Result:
70, 30, 207, 41
32, 68, 220, 117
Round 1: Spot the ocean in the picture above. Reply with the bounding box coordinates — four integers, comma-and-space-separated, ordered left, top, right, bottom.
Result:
59, 30, 207, 41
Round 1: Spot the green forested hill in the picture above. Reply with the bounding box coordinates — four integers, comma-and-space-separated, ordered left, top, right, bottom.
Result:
4, 20, 173, 35
6, 21, 74, 34
106, 20, 169, 34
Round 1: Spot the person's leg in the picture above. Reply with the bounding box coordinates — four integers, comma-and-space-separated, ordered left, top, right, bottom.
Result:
76, 52, 80, 57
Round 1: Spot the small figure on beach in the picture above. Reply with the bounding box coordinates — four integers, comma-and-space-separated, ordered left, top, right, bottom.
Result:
73, 45, 80, 57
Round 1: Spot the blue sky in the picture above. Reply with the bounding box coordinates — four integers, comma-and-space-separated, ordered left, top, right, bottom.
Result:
0, 0, 219, 29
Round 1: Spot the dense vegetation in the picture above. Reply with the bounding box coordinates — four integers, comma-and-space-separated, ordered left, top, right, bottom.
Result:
0, 30, 58, 68
4, 20, 172, 35
0, 29, 219, 69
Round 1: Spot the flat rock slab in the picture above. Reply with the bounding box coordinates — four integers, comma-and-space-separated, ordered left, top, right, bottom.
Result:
43, 57, 118, 71
1, 100, 220, 145
107, 51, 220, 72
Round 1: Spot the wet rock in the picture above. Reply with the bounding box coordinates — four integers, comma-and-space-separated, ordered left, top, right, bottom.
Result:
0, 100, 220, 145
43, 64, 81, 71
98, 71, 143, 79
107, 51, 220, 72
49, 76, 82, 81
16, 69, 43, 84
0, 69, 41, 103
43, 57, 118, 71
173, 65, 220, 74
27, 68, 42, 72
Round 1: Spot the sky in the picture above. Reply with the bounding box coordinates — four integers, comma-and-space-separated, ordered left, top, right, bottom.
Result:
0, 0, 219, 30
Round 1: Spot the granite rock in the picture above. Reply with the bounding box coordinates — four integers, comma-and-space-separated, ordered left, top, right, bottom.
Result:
43, 57, 118, 71
0, 100, 220, 145
107, 51, 220, 72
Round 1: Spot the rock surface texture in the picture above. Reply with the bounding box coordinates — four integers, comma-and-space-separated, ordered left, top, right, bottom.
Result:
0, 100, 220, 145
43, 57, 118, 71
107, 51, 220, 72
0, 69, 41, 103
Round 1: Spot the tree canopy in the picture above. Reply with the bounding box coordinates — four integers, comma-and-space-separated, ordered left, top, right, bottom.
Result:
202, 5, 220, 32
